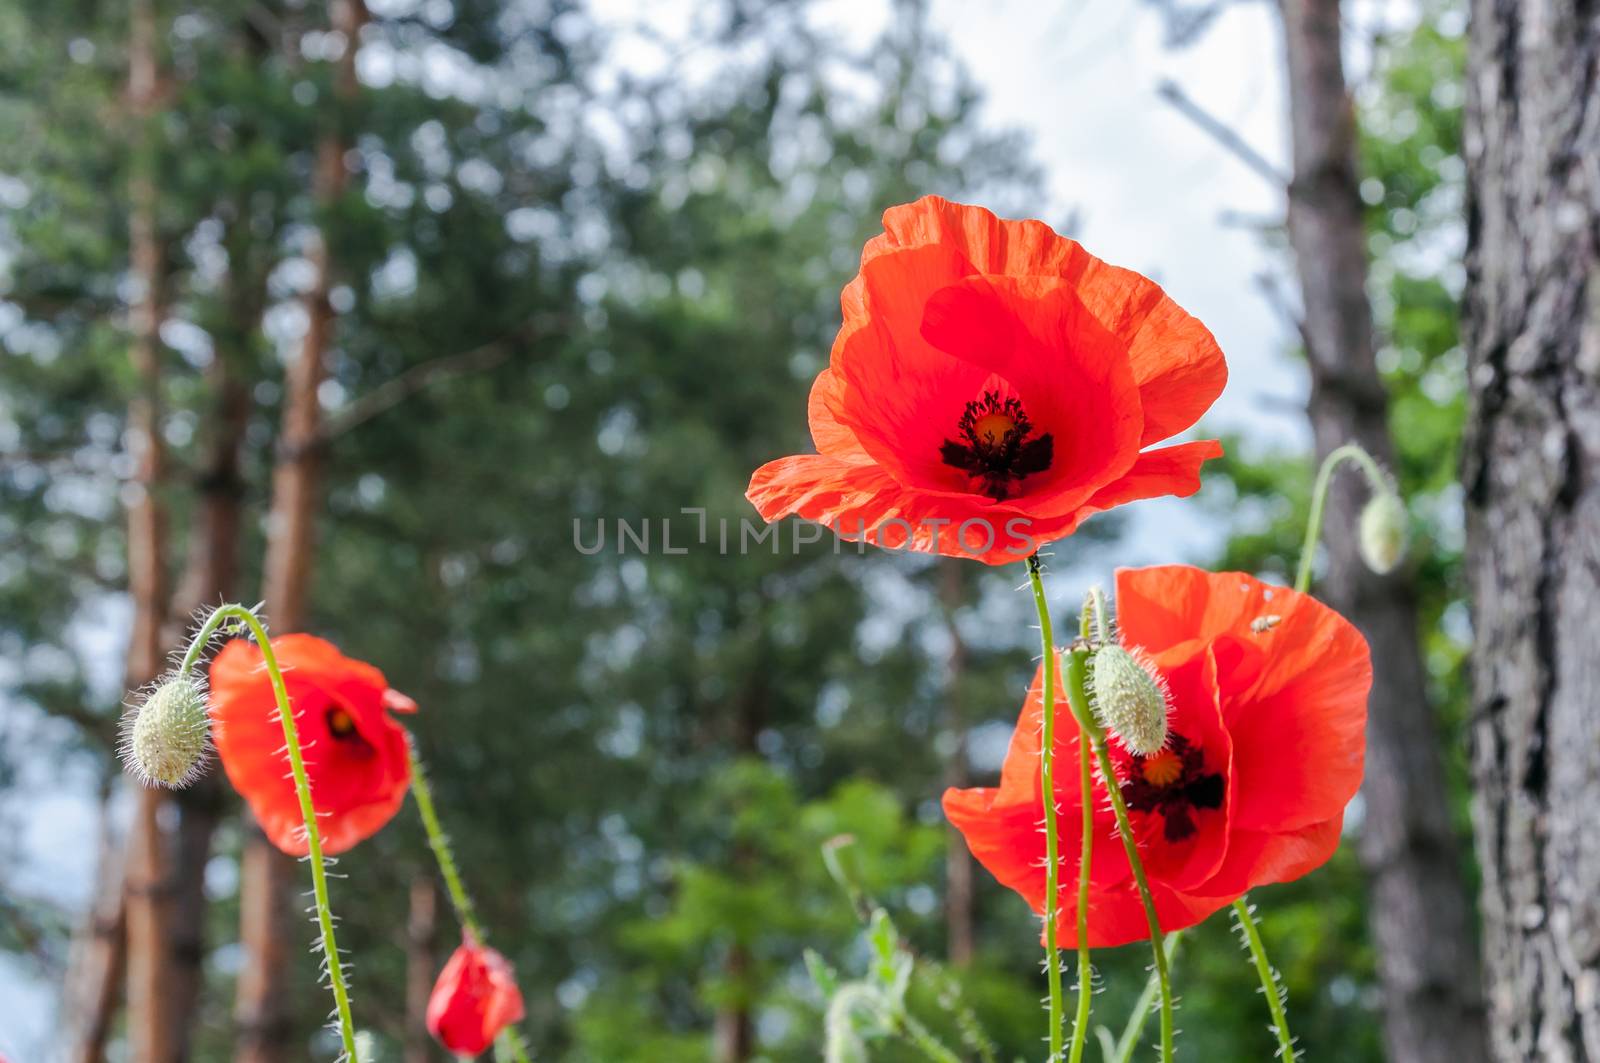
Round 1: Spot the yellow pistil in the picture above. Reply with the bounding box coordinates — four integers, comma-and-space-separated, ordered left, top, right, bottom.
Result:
972, 411, 1016, 445
1141, 748, 1182, 787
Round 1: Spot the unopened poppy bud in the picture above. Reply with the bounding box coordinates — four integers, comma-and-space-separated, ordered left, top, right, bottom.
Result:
1091, 644, 1169, 755
1358, 491, 1407, 575
122, 672, 211, 788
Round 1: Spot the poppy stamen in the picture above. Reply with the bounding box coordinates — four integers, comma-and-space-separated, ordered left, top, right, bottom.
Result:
1121, 734, 1224, 843
326, 707, 359, 740
940, 391, 1054, 499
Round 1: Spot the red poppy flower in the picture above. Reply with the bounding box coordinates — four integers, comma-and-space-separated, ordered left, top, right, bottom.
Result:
209, 633, 416, 857
943, 565, 1369, 946
427, 935, 526, 1056
747, 197, 1227, 564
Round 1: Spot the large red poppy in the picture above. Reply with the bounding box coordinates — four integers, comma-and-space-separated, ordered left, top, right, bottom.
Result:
427, 935, 526, 1056
210, 634, 415, 857
943, 565, 1370, 946
747, 197, 1227, 564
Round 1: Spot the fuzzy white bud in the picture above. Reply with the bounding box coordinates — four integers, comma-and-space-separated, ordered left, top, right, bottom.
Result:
122, 672, 211, 788
1091, 644, 1170, 755
1358, 492, 1407, 575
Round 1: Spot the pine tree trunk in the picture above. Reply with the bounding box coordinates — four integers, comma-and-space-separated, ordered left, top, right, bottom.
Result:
163, 344, 251, 1056
1278, 2, 1489, 1061
405, 877, 439, 1063
61, 786, 129, 1063
1462, 1, 1600, 1058
940, 558, 974, 967
121, 0, 181, 1054
232, 4, 365, 1057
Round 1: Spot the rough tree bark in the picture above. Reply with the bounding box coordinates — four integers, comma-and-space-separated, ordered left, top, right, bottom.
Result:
1462, 0, 1600, 1058
120, 0, 182, 1054
1278, 2, 1489, 1061
233, 3, 365, 1058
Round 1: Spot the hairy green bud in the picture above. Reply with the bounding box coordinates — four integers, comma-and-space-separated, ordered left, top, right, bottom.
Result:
122, 672, 211, 788
1091, 644, 1169, 755
1358, 492, 1407, 575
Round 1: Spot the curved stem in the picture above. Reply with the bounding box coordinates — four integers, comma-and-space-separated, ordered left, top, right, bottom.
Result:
1052, 643, 1173, 1063
1111, 932, 1181, 1063
1067, 596, 1105, 1063
1025, 554, 1066, 1061
1091, 732, 1174, 1062
408, 740, 534, 1063
407, 740, 480, 935
1296, 442, 1390, 593
183, 604, 359, 1060
1233, 898, 1295, 1059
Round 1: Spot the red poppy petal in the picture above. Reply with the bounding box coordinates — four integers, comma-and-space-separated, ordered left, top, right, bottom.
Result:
868, 195, 1080, 278
1113, 565, 1258, 656
1058, 878, 1236, 950
942, 786, 1048, 912
1192, 818, 1345, 899
829, 247, 992, 488
209, 635, 411, 857
919, 276, 1144, 512
1100, 648, 1234, 892
1113, 567, 1369, 833
746, 455, 1054, 565
1074, 440, 1223, 523
806, 369, 873, 462
866, 196, 1226, 445
1226, 636, 1369, 833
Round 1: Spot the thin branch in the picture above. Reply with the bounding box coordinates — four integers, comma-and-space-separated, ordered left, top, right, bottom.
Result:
1254, 271, 1316, 357
1156, 79, 1289, 186
317, 332, 527, 443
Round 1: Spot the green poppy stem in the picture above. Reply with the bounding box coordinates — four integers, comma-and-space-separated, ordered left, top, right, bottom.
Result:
182, 604, 360, 1061
1296, 442, 1391, 594
407, 740, 534, 1063
1063, 655, 1175, 1063
1110, 932, 1181, 1063
1024, 554, 1068, 1061
1233, 898, 1296, 1058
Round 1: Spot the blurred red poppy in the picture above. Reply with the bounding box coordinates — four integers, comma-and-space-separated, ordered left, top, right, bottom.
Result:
943, 565, 1370, 946
210, 633, 415, 856
748, 196, 1227, 563
427, 935, 526, 1056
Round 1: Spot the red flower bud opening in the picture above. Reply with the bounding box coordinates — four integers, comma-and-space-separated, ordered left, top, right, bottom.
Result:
426, 935, 526, 1056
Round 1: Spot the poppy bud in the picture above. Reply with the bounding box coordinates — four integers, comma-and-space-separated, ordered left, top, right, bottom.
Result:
1091, 644, 1169, 755
426, 935, 525, 1056
1359, 491, 1407, 575
122, 672, 211, 788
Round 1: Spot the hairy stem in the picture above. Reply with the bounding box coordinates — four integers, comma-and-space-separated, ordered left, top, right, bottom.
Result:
1111, 932, 1181, 1063
1025, 554, 1067, 1061
1296, 442, 1390, 593
1057, 652, 1174, 1063
183, 604, 359, 1060
1234, 899, 1296, 1059
408, 740, 533, 1063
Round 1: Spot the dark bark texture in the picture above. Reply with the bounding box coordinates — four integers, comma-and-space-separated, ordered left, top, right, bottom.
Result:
1279, 1, 1490, 1061
1463, 0, 1600, 1058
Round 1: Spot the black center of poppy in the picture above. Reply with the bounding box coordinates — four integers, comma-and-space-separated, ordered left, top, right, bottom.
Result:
939, 391, 1054, 500
325, 706, 362, 742
1119, 733, 1225, 843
